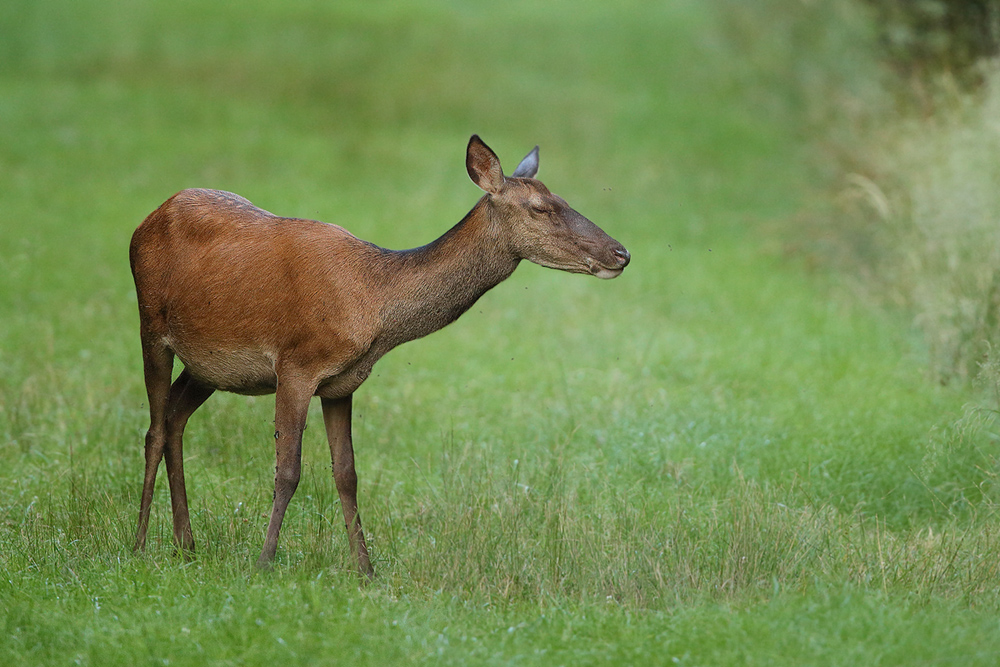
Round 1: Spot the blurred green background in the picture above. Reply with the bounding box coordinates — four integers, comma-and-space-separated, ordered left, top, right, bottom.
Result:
3, 0, 1000, 664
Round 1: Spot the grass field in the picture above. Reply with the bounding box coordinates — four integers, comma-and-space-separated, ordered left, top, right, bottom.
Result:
3, 0, 1000, 664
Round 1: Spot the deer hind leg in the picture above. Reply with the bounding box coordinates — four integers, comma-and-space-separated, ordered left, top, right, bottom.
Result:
134, 340, 173, 552
162, 369, 215, 553
321, 395, 374, 580
257, 376, 314, 569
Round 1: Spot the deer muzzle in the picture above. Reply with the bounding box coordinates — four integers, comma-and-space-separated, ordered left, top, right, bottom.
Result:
588, 243, 630, 279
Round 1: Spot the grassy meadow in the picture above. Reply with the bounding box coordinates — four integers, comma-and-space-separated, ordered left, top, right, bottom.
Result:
3, 0, 1000, 664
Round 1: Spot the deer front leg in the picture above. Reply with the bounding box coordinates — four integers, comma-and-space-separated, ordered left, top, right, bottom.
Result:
321, 394, 374, 580
257, 377, 314, 569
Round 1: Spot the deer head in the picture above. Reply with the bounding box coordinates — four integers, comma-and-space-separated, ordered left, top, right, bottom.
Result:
466, 135, 630, 279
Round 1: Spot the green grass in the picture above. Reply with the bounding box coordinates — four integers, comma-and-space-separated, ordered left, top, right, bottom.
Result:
839, 69, 1000, 384
2, 0, 1000, 664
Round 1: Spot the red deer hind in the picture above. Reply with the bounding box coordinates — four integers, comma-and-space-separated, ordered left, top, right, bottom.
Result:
130, 135, 630, 574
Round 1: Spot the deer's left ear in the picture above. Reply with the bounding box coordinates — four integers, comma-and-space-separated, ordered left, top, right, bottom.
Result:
511, 145, 539, 179
466, 135, 505, 194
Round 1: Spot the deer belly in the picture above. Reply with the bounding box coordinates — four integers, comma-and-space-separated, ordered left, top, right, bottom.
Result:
169, 339, 278, 395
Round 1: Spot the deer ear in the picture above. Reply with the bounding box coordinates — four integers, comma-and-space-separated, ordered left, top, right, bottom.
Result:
466, 135, 505, 194
511, 145, 539, 178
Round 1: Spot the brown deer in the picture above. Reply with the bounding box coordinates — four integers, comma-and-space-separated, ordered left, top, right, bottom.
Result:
129, 135, 629, 574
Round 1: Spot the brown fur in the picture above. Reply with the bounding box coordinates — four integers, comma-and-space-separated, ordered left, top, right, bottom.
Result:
130, 135, 629, 573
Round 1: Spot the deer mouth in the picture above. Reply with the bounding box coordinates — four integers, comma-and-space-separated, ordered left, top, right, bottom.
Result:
590, 264, 625, 279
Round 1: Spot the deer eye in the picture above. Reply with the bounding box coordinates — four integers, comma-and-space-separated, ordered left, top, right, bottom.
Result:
530, 205, 550, 215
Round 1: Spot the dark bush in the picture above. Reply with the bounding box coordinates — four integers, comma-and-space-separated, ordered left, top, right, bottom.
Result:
865, 0, 1000, 79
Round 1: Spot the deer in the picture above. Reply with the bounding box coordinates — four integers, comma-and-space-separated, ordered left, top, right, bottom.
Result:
129, 134, 630, 575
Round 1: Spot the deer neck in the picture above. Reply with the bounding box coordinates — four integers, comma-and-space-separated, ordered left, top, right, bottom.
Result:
377, 199, 520, 344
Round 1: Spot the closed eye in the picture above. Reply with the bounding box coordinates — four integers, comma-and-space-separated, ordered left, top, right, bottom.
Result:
531, 205, 551, 215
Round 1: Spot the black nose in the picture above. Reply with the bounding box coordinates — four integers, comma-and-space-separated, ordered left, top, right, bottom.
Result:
613, 246, 630, 268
